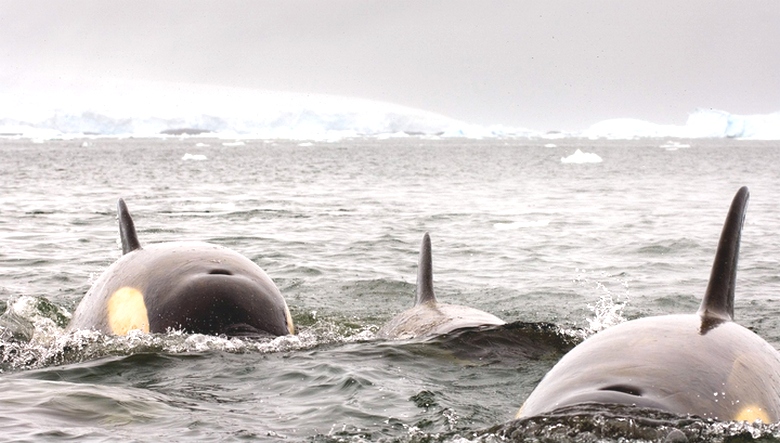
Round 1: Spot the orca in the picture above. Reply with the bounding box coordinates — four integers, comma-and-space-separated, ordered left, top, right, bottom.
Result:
377, 233, 505, 339
517, 186, 780, 423
68, 199, 294, 337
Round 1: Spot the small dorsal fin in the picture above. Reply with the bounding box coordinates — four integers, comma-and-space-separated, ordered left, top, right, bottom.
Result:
698, 186, 749, 322
415, 232, 436, 306
117, 198, 141, 254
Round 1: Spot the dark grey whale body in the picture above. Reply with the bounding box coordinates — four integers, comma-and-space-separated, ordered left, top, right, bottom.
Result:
378, 233, 505, 340
517, 187, 780, 423
68, 199, 294, 337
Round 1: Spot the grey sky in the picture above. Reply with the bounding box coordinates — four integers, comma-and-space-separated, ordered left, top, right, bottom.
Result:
2, 0, 778, 131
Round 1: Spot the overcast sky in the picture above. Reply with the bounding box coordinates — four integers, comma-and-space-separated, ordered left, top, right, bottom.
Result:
2, 0, 778, 131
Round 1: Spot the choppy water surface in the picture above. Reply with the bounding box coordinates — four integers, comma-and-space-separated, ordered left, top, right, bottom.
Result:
1, 138, 780, 442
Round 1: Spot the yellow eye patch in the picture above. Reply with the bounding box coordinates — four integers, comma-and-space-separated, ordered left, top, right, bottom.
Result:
284, 303, 295, 335
734, 405, 770, 423
107, 287, 150, 335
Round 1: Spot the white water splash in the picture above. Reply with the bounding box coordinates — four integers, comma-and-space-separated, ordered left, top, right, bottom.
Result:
573, 269, 630, 335
1, 296, 377, 371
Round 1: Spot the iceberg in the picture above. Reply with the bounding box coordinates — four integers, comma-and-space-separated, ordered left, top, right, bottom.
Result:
583, 109, 780, 140
683, 109, 780, 139
181, 153, 207, 161
561, 149, 603, 164
659, 140, 691, 150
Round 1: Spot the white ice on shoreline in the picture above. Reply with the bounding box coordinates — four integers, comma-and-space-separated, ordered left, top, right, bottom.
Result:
1, 81, 777, 140
581, 109, 780, 140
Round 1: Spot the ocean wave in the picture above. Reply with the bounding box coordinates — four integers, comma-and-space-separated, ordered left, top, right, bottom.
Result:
0, 295, 376, 372
487, 403, 780, 442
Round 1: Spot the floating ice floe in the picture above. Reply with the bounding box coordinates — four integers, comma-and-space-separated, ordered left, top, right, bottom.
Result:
561, 149, 602, 164
181, 153, 207, 161
222, 141, 245, 147
659, 140, 691, 150
544, 143, 557, 148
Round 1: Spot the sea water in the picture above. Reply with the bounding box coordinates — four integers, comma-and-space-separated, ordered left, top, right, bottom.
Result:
1, 137, 779, 442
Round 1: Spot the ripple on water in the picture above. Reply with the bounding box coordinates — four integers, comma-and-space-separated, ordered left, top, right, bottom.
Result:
487, 403, 780, 443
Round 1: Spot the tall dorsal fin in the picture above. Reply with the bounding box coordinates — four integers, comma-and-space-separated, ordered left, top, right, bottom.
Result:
698, 186, 749, 322
117, 198, 141, 255
415, 232, 436, 306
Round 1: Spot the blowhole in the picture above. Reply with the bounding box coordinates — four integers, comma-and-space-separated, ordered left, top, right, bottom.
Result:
208, 269, 233, 276
600, 384, 643, 396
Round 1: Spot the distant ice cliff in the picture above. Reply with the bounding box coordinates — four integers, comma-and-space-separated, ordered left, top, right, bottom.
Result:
581, 109, 780, 140
0, 82, 777, 140
0, 83, 532, 140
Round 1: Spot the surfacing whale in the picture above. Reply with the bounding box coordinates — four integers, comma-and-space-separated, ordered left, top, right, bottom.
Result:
517, 186, 780, 423
377, 233, 505, 340
68, 199, 294, 337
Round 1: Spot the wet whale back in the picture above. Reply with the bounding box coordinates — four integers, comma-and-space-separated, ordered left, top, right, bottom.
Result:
377, 233, 504, 339
517, 186, 780, 423
68, 199, 294, 337
415, 232, 435, 306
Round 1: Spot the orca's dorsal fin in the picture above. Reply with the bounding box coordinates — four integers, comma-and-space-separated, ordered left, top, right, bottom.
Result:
117, 198, 141, 254
415, 232, 436, 306
698, 186, 749, 322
